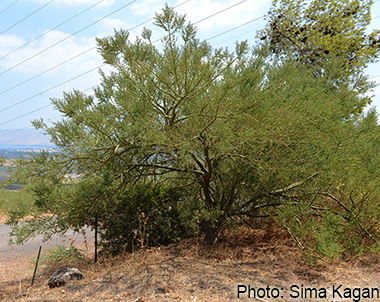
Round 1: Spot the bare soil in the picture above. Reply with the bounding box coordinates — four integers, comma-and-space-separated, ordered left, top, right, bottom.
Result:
2, 223, 380, 301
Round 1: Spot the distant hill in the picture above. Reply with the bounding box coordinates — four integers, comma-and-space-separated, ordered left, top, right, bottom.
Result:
0, 129, 54, 149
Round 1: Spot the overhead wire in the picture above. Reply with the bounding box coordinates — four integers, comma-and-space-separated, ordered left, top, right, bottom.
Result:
0, 0, 256, 130
0, 129, 56, 146
0, 0, 191, 98
0, 0, 106, 62
2, 1, 377, 99
0, 87, 96, 140
151, 1, 251, 43
0, 0, 139, 77
1, 0, 249, 111
207, 15, 264, 41
0, 0, 195, 130
369, 74, 380, 79
0, 0, 55, 36
0, 0, 21, 16
0, 47, 97, 97
0, 114, 64, 145
2, 0, 379, 132
0, 64, 103, 117
193, 0, 247, 25
2, 0, 245, 79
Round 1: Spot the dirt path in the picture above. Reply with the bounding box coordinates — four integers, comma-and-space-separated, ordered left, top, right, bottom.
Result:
0, 223, 94, 300
0, 224, 94, 262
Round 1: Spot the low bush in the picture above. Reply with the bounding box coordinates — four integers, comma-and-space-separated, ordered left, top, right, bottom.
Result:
32, 244, 88, 270
98, 183, 200, 254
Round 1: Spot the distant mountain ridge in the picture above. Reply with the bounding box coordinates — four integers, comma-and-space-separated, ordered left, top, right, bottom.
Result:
0, 129, 54, 149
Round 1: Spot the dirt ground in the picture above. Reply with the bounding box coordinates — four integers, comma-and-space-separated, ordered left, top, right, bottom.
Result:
2, 224, 380, 302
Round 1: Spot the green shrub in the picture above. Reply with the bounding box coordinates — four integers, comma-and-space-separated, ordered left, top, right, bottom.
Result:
33, 244, 87, 269
0, 188, 35, 222
313, 211, 345, 259
99, 183, 199, 254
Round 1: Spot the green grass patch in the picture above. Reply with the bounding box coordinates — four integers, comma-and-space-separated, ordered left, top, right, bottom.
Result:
32, 245, 88, 270
0, 188, 35, 221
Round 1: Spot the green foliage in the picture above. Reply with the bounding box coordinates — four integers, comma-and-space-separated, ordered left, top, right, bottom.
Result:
32, 244, 87, 270
6, 5, 380, 259
99, 183, 199, 254
0, 188, 35, 222
313, 212, 345, 259
259, 0, 380, 113
277, 205, 345, 260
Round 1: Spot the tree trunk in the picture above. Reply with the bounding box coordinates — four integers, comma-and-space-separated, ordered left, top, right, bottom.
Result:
204, 224, 218, 245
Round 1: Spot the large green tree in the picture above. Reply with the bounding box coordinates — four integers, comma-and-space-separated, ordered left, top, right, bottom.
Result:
6, 5, 380, 255
259, 0, 380, 114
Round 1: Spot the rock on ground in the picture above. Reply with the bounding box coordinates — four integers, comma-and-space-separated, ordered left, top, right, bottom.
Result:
48, 267, 84, 288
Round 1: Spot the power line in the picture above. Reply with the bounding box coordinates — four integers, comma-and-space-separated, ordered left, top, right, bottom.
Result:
0, 0, 55, 35
0, 1, 192, 133
0, 0, 106, 62
2, 1, 380, 139
193, 0, 247, 25
0, 87, 99, 137
0, 0, 21, 16
207, 15, 264, 41
2, 0, 247, 88
0, 121, 60, 143
213, 27, 258, 47
153, 0, 249, 43
0, 86, 96, 139
126, 0, 191, 31
2, 0, 375, 99
1, 131, 51, 145
0, 47, 97, 97
369, 74, 380, 79
0, 2, 261, 128
0, 0, 139, 77
0, 104, 52, 128
0, 64, 103, 115
0, 0, 191, 97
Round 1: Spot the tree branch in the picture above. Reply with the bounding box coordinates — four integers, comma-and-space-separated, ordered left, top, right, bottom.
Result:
269, 173, 319, 195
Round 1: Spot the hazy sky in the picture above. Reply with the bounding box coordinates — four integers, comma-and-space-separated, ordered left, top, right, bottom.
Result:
0, 0, 379, 135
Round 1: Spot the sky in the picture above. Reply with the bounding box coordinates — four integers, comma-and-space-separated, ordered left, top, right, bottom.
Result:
0, 0, 380, 141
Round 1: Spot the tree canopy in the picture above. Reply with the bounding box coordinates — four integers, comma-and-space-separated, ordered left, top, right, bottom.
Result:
259, 0, 380, 113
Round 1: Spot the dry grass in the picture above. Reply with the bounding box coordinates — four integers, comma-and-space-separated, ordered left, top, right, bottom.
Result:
2, 223, 380, 301
0, 211, 7, 224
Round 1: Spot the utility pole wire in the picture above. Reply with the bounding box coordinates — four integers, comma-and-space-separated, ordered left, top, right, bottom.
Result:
207, 16, 264, 41
0, 104, 53, 127
0, 65, 103, 116
0, 115, 61, 142
0, 84, 98, 131
0, 0, 106, 62
0, 85, 97, 139
0, 0, 21, 16
0, 0, 191, 97
0, 0, 55, 35
1, 0, 379, 135
0, 47, 97, 97
0, 0, 139, 77
153, 0, 249, 43
0, 1, 263, 128
193, 0, 247, 25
